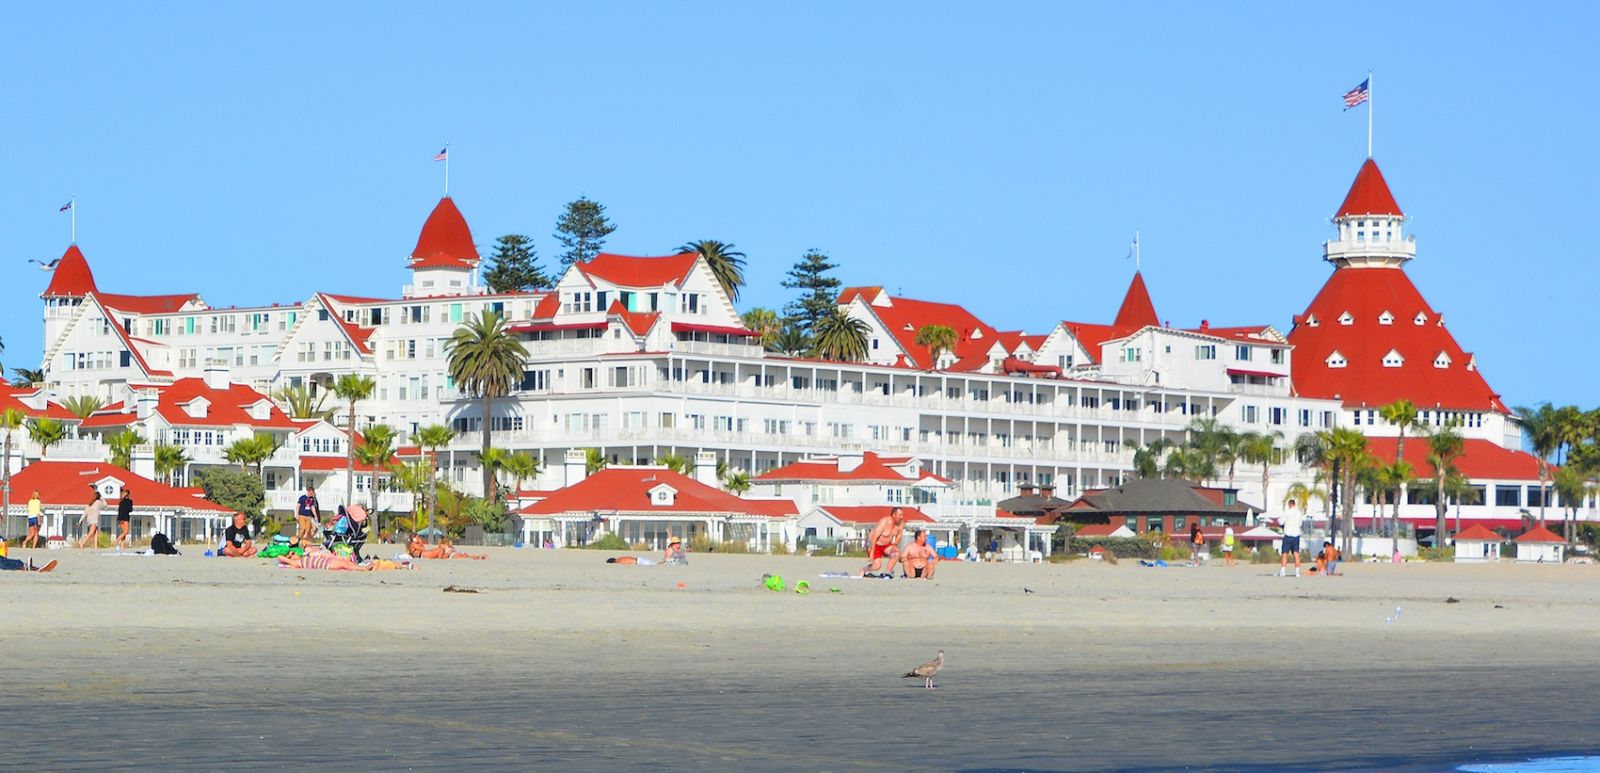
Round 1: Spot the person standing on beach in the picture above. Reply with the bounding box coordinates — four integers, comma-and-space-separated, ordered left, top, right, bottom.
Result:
1222, 525, 1236, 567
295, 484, 321, 544
24, 491, 44, 549
862, 507, 906, 576
1277, 500, 1306, 577
115, 486, 134, 550
1189, 522, 1205, 563
79, 487, 104, 549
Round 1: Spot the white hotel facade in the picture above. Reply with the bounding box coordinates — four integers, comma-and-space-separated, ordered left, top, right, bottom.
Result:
29, 158, 1566, 534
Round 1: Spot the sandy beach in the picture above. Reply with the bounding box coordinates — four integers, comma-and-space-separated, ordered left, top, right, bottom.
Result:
3, 548, 1598, 771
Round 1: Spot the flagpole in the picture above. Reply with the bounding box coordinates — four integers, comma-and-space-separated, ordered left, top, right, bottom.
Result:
1134, 230, 1141, 271
71, 194, 77, 243
1367, 70, 1374, 158
444, 142, 450, 196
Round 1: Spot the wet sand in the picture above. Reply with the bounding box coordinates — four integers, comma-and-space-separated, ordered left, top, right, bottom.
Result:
3, 549, 1598, 770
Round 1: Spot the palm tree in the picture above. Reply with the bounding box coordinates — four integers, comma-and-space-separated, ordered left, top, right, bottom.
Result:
1242, 431, 1281, 519
740, 308, 782, 350
679, 240, 747, 302
1378, 399, 1421, 543
9, 368, 44, 388
273, 383, 334, 421
1551, 466, 1590, 546
26, 418, 66, 459
723, 470, 751, 494
1218, 430, 1250, 490
1185, 417, 1231, 486
1295, 431, 1334, 524
1323, 427, 1373, 554
1282, 481, 1327, 517
61, 395, 105, 421
477, 447, 511, 500
153, 443, 188, 485
333, 374, 376, 508
1425, 423, 1466, 544
224, 434, 276, 480
1162, 446, 1216, 483
1514, 403, 1558, 526
446, 312, 529, 505
415, 424, 456, 544
585, 448, 608, 475
355, 423, 397, 515
503, 451, 539, 500
809, 309, 871, 362
106, 428, 148, 469
772, 324, 809, 357
1, 408, 25, 540
1130, 439, 1172, 479
1378, 461, 1416, 554
658, 453, 690, 475
913, 324, 958, 369
390, 461, 434, 537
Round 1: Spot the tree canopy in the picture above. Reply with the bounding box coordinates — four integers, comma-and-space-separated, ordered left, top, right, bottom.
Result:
781, 250, 841, 336
484, 234, 550, 293
555, 197, 617, 266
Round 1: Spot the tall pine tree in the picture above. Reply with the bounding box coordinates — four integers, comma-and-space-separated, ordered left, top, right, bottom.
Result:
554, 197, 617, 266
781, 249, 841, 336
483, 234, 550, 293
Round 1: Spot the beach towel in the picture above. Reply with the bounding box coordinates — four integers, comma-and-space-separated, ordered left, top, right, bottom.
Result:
1138, 559, 1170, 568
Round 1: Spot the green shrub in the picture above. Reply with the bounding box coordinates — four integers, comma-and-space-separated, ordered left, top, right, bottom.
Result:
1418, 546, 1453, 562
1069, 536, 1157, 559
1251, 544, 1280, 564
582, 533, 630, 550
769, 540, 791, 556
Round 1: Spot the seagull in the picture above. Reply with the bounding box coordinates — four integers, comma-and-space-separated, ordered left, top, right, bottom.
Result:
901, 650, 945, 689
29, 258, 60, 271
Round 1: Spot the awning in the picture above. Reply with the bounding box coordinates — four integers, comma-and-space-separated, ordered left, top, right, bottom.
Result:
509, 321, 607, 333
670, 322, 760, 338
1226, 368, 1286, 379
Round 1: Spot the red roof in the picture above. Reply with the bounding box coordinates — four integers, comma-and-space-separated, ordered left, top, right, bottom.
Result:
577, 252, 699, 289
1453, 524, 1502, 542
41, 244, 99, 297
1363, 437, 1542, 481
96, 292, 201, 314
814, 505, 935, 525
0, 385, 76, 421
609, 301, 661, 337
1113, 271, 1160, 331
299, 456, 353, 472
1514, 526, 1565, 544
7, 461, 233, 513
846, 293, 1000, 370
145, 378, 299, 430
1074, 523, 1129, 537
1335, 158, 1403, 218
754, 452, 917, 483
316, 294, 376, 355
670, 322, 758, 338
520, 467, 775, 516
1287, 267, 1504, 412
409, 197, 480, 269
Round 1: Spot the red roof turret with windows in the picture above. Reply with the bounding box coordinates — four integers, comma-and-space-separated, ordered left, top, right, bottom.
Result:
409, 197, 479, 269
41, 244, 99, 298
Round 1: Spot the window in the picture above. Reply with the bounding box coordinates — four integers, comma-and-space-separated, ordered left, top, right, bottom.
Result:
1495, 485, 1521, 508
1269, 349, 1285, 365
1338, 311, 1353, 326
1320, 411, 1334, 428
1526, 486, 1549, 508
1382, 349, 1404, 368
1305, 314, 1319, 327
1269, 407, 1287, 425
1235, 345, 1252, 361
1414, 312, 1428, 326
1194, 345, 1216, 360
1378, 310, 1394, 325
1242, 405, 1259, 423
1326, 351, 1347, 369
1433, 352, 1451, 369
1122, 347, 1141, 363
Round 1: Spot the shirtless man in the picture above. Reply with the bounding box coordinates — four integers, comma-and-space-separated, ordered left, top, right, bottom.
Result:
862, 507, 906, 576
901, 529, 938, 579
406, 534, 488, 560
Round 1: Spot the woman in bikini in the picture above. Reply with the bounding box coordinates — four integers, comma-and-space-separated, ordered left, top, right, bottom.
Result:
406, 534, 487, 560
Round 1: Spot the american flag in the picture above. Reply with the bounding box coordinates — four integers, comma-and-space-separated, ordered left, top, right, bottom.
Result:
59, 200, 73, 212
433, 147, 448, 161
1343, 78, 1370, 110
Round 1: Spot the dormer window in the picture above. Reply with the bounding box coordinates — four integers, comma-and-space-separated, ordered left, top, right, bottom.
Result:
1378, 311, 1394, 325
1326, 351, 1347, 369
1305, 314, 1319, 327
1433, 352, 1451, 369
648, 483, 678, 507
184, 398, 210, 419
1338, 312, 1353, 326
1382, 349, 1405, 368
1414, 312, 1427, 326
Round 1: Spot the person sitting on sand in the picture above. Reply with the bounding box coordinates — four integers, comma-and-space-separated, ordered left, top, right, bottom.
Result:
862, 507, 906, 576
221, 513, 258, 557
662, 535, 688, 565
901, 530, 937, 579
1315, 541, 1342, 576
406, 534, 487, 560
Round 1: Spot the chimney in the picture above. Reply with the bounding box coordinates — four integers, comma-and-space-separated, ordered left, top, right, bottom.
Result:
837, 449, 864, 473
134, 388, 159, 420
203, 364, 230, 390
694, 451, 719, 487
1041, 484, 1056, 500
130, 444, 155, 479
563, 448, 587, 488
1020, 483, 1037, 497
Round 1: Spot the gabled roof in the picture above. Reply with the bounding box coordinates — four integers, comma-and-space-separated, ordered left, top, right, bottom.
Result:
0, 384, 76, 421
844, 292, 1000, 370
83, 294, 171, 378
409, 197, 480, 270
1362, 437, 1542, 482
1513, 526, 1565, 544
519, 467, 774, 516
41, 244, 98, 297
754, 452, 918, 483
144, 378, 299, 430
7, 461, 234, 513
97, 293, 203, 314
812, 505, 935, 525
1068, 478, 1256, 515
1336, 158, 1403, 218
1074, 522, 1135, 538
1453, 524, 1502, 542
1287, 266, 1505, 412
315, 294, 376, 356
606, 301, 660, 337
577, 252, 699, 289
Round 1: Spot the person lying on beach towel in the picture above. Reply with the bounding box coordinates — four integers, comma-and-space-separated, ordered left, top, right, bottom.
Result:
0, 556, 57, 572
277, 549, 410, 571
606, 556, 657, 565
406, 534, 487, 560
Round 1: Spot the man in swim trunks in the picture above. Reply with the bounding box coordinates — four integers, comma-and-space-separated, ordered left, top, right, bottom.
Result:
406, 534, 487, 560
222, 513, 258, 557
901, 529, 937, 579
862, 507, 906, 576
1277, 500, 1306, 577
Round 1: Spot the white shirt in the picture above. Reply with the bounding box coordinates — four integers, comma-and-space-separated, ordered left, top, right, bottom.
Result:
1278, 509, 1306, 538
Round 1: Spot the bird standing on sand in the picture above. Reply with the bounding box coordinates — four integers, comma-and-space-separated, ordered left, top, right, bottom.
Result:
902, 650, 945, 689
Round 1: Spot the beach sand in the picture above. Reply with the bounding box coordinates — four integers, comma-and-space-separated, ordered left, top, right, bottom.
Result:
3, 548, 1598, 770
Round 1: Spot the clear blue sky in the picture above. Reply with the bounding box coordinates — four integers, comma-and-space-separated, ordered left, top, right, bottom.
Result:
4, 2, 1595, 409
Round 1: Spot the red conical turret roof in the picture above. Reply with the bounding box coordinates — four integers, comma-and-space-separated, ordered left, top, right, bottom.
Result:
409, 197, 479, 270
41, 244, 98, 298
1335, 158, 1403, 218
1112, 271, 1160, 332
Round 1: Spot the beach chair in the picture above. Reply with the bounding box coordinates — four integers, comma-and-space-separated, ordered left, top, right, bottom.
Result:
322, 505, 370, 561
